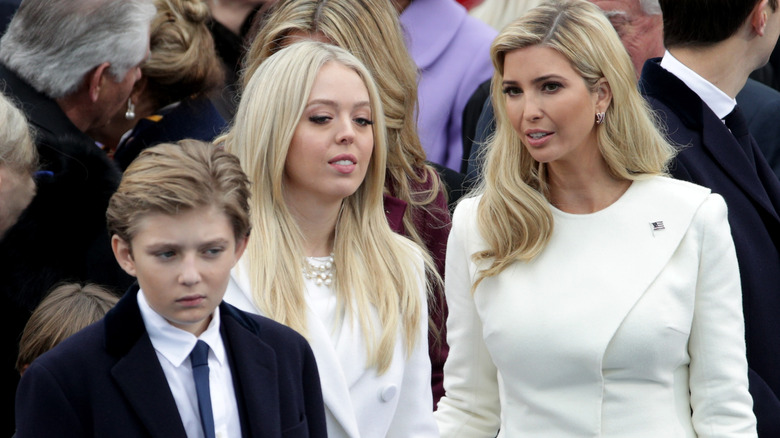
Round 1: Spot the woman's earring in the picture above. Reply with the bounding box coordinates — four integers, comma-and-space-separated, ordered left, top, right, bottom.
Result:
125, 98, 136, 120
595, 112, 605, 125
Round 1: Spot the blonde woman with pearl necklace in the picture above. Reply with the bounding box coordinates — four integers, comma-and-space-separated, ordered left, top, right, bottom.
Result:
219, 40, 439, 438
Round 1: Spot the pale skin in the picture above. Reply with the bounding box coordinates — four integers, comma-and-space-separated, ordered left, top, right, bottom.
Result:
87, 77, 156, 152
59, 51, 148, 134
589, 0, 664, 79
502, 45, 629, 214
283, 62, 374, 257
112, 206, 247, 337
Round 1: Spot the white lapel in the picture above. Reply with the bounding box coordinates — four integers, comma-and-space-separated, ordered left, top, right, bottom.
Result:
474, 177, 711, 368
589, 177, 709, 342
539, 177, 710, 357
225, 262, 362, 438
303, 306, 362, 438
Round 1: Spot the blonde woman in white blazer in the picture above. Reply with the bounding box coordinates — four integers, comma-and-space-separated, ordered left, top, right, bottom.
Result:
218, 41, 439, 438
435, 1, 756, 437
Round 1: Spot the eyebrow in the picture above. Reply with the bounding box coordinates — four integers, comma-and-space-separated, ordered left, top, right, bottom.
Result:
532, 74, 566, 84
306, 99, 371, 110
502, 74, 566, 87
198, 238, 230, 248
143, 238, 230, 252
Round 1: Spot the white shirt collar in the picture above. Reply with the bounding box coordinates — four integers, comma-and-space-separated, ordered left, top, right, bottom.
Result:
660, 50, 737, 119
137, 289, 227, 367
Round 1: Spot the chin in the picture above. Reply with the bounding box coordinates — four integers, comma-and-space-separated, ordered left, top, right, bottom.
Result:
329, 184, 362, 201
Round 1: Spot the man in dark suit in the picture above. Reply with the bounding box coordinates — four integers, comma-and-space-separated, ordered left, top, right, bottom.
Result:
0, 0, 155, 293
0, 1, 156, 433
0, 0, 154, 153
639, 0, 780, 435
15, 141, 327, 438
591, 0, 780, 179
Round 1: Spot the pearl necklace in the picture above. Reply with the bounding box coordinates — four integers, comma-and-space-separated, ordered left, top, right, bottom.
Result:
303, 253, 335, 286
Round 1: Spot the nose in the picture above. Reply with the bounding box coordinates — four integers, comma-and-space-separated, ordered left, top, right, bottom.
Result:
523, 94, 543, 121
336, 117, 355, 145
178, 254, 201, 286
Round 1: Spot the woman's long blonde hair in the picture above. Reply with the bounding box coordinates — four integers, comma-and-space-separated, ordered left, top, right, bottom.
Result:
473, 0, 675, 288
241, 0, 445, 252
219, 41, 430, 373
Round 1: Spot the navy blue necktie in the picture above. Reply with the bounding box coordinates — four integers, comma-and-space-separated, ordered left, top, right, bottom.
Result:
190, 340, 216, 438
724, 105, 756, 166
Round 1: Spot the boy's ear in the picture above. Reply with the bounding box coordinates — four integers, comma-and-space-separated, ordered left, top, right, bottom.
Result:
111, 234, 137, 277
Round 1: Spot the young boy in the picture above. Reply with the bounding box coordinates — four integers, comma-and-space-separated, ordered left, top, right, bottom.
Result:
14, 140, 327, 438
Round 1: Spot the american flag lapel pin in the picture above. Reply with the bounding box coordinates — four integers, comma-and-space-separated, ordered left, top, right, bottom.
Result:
651, 220, 665, 236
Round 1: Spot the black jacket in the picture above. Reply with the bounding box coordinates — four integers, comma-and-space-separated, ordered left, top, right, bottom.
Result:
15, 285, 327, 438
0, 63, 132, 436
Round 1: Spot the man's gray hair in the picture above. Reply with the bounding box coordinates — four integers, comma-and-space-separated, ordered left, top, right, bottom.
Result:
640, 0, 662, 15
0, 0, 156, 99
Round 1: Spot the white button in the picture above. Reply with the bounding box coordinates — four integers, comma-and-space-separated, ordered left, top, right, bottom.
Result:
379, 384, 398, 402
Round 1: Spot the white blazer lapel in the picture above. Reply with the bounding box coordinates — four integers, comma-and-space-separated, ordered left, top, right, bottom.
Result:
225, 261, 361, 438
600, 178, 708, 314
304, 308, 361, 438
558, 177, 711, 354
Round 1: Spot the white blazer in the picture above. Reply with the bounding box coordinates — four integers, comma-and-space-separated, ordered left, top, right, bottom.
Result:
435, 176, 756, 437
225, 256, 439, 438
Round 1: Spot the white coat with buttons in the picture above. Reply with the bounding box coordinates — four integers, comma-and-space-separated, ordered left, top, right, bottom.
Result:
225, 257, 440, 438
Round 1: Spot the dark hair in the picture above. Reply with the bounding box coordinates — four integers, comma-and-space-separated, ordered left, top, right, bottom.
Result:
660, 0, 778, 48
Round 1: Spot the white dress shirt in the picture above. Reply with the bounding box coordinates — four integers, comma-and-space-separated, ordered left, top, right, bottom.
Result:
137, 290, 241, 438
660, 49, 737, 119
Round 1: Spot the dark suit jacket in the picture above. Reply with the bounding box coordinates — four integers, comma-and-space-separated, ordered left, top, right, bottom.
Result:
0, 2, 17, 35
737, 79, 780, 179
0, 64, 127, 292
0, 64, 97, 152
0, 63, 131, 437
640, 57, 780, 436
14, 285, 327, 438
461, 78, 491, 175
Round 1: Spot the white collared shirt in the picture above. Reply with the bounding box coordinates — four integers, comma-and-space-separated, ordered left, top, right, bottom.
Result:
137, 290, 241, 438
660, 50, 737, 120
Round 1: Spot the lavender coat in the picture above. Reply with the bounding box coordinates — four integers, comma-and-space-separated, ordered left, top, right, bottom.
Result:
400, 0, 496, 171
